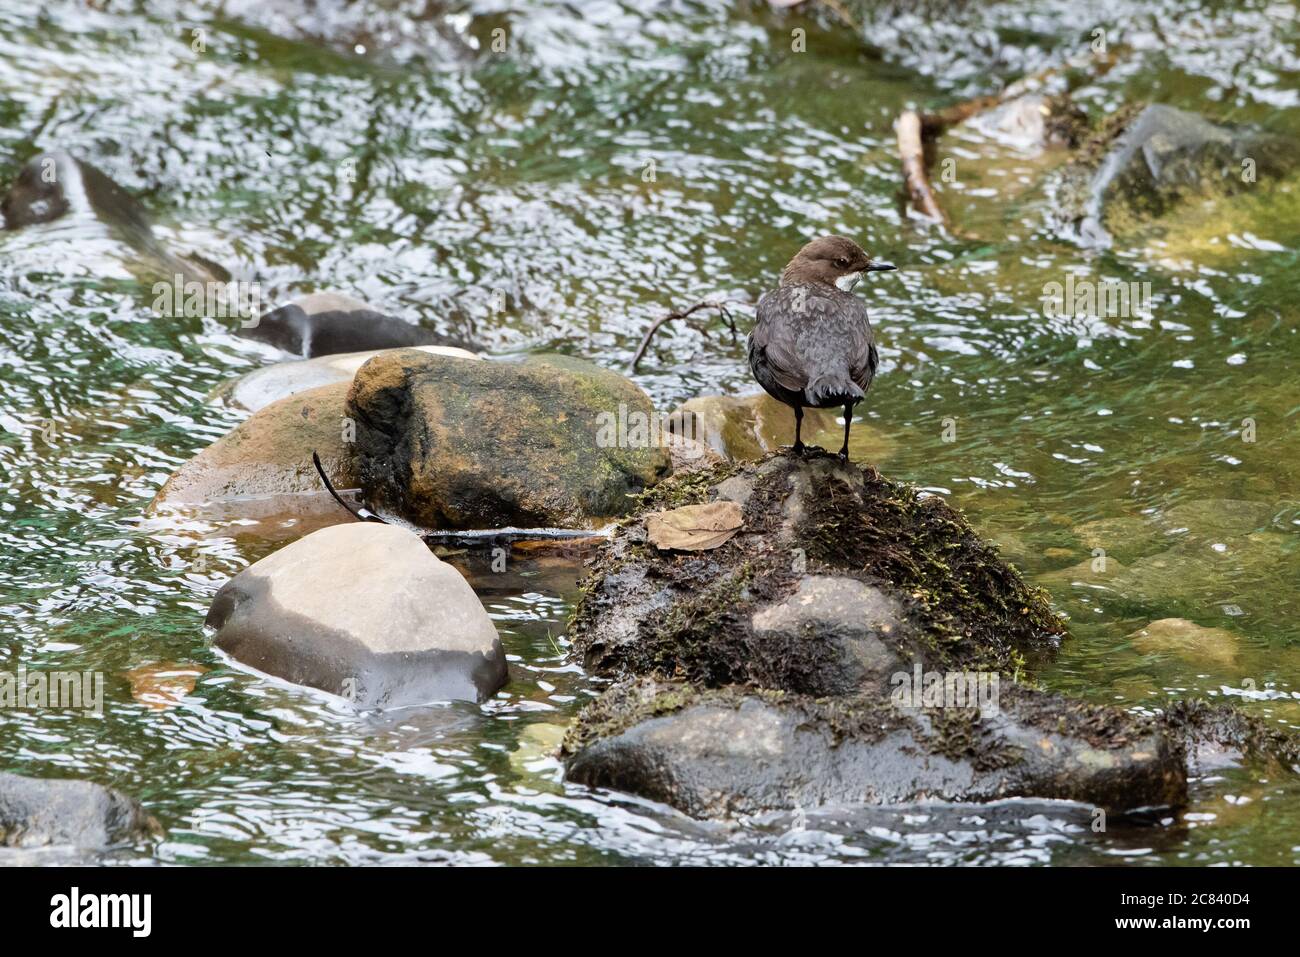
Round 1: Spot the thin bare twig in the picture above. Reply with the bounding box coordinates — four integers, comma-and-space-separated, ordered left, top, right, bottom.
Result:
628, 299, 742, 373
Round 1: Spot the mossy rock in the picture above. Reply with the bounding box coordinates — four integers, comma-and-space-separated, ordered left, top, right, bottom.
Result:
669, 392, 894, 464
562, 677, 1186, 818
347, 349, 671, 529
571, 452, 1065, 692
560, 453, 1300, 818
1046, 103, 1296, 246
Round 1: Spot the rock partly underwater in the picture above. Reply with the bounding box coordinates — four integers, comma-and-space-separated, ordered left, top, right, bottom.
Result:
561, 453, 1299, 819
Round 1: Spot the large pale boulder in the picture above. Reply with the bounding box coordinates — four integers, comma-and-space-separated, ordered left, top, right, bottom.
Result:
206, 523, 506, 707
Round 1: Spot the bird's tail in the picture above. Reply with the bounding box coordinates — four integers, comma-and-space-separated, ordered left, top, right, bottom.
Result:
804, 374, 864, 407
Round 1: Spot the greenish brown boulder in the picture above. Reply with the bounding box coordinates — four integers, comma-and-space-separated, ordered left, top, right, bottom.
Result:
670, 392, 894, 463
347, 350, 670, 529
1048, 104, 1295, 246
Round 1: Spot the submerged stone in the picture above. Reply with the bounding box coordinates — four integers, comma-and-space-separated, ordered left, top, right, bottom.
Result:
1047, 104, 1295, 246
0, 771, 159, 849
1129, 618, 1240, 669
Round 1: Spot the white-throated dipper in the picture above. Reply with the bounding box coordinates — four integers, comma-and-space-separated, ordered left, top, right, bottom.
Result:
747, 235, 896, 463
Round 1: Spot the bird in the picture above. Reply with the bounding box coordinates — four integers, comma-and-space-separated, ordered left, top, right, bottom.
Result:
747, 236, 896, 463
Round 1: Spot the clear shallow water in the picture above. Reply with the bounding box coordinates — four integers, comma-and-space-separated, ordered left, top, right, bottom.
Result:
0, 0, 1298, 865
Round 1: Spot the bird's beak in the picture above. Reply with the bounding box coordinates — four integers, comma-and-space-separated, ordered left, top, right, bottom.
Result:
866, 260, 897, 272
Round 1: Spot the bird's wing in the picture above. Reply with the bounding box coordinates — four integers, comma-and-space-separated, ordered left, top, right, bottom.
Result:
841, 301, 875, 392
751, 289, 810, 395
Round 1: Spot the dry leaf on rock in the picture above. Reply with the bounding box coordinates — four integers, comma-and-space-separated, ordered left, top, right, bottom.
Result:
646, 501, 744, 551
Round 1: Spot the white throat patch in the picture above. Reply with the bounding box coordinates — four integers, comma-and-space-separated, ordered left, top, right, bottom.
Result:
835, 271, 862, 292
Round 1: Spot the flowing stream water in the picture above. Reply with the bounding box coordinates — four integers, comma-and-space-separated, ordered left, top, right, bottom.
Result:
1, 0, 1298, 864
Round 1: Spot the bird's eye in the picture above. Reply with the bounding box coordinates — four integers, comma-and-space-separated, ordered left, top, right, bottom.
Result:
836, 257, 849, 268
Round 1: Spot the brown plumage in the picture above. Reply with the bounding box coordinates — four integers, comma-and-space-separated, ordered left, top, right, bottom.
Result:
747, 236, 895, 462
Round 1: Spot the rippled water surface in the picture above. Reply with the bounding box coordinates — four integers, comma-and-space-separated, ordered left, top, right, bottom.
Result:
1, 0, 1299, 865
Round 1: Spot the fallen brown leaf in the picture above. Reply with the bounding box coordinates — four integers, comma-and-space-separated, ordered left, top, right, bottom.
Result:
645, 501, 744, 551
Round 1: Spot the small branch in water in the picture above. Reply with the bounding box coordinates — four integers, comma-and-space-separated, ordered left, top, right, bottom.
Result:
421, 527, 609, 547
628, 299, 741, 374
895, 48, 1122, 233
312, 451, 387, 524
895, 109, 949, 226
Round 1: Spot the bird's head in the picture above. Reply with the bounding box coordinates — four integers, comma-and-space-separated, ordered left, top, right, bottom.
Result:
779, 235, 896, 292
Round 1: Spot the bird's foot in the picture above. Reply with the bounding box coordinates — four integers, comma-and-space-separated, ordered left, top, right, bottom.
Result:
837, 446, 850, 465
787, 443, 833, 459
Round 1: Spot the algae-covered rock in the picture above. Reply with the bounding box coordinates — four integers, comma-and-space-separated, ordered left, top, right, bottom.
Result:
563, 678, 1184, 818
1047, 104, 1295, 246
670, 392, 894, 463
561, 454, 1300, 818
1160, 699, 1300, 775
572, 453, 1064, 690
348, 349, 671, 529
558, 454, 1205, 816
558, 453, 1300, 818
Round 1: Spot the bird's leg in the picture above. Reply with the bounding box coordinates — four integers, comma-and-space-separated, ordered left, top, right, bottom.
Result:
793, 405, 806, 456
839, 403, 853, 464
